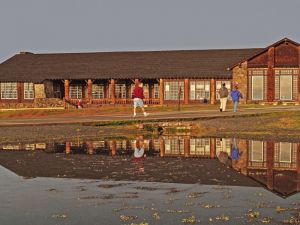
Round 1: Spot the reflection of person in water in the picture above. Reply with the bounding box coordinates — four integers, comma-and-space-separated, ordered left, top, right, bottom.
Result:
217, 151, 232, 167
231, 137, 243, 161
132, 137, 146, 173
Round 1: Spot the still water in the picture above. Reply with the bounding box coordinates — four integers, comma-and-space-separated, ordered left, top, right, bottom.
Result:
0, 136, 300, 225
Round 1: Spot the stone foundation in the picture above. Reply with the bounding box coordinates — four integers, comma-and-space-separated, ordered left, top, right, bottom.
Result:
34, 98, 65, 108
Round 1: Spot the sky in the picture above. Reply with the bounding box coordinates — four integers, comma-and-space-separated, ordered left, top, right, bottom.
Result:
0, 0, 300, 62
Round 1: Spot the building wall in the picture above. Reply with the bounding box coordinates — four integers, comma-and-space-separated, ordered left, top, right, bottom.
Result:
232, 62, 248, 103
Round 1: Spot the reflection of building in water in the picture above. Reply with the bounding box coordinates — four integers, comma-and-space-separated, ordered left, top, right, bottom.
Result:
1, 137, 300, 196
244, 140, 300, 197
0, 143, 47, 151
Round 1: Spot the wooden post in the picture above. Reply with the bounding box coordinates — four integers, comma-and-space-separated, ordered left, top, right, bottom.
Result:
267, 47, 275, 102
184, 79, 190, 105
87, 79, 93, 104
159, 137, 165, 157
65, 141, 71, 154
184, 137, 190, 157
210, 78, 216, 104
110, 79, 116, 104
210, 138, 216, 159
64, 80, 70, 100
159, 79, 164, 105
266, 141, 274, 190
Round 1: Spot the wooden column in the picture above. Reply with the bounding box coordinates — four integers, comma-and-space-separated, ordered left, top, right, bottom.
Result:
110, 79, 116, 104
266, 141, 274, 190
65, 141, 71, 154
210, 78, 216, 104
184, 137, 190, 157
159, 137, 165, 157
210, 138, 216, 159
111, 140, 116, 156
87, 79, 93, 103
184, 79, 190, 105
64, 80, 70, 100
159, 79, 164, 105
267, 47, 275, 102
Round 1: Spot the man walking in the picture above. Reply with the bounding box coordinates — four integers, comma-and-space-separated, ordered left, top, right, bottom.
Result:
132, 81, 149, 117
219, 83, 229, 112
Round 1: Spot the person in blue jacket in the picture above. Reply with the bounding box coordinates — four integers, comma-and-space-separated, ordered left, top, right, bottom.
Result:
230, 86, 243, 112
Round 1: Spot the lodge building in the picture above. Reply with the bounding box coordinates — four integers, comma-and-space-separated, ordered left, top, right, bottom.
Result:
0, 38, 299, 108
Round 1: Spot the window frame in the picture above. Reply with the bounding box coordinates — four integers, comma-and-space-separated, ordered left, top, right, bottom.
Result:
92, 84, 105, 99
164, 81, 184, 101
189, 80, 210, 100
0, 82, 18, 99
69, 84, 83, 99
24, 82, 35, 100
251, 76, 264, 100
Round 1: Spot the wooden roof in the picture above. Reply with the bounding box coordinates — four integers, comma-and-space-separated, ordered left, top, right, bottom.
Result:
0, 48, 262, 83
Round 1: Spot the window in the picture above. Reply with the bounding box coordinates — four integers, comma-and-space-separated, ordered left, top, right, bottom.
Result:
153, 84, 160, 99
275, 69, 298, 101
164, 139, 184, 155
251, 141, 264, 162
189, 81, 210, 100
252, 76, 264, 100
190, 138, 210, 156
92, 84, 104, 99
0, 82, 18, 99
164, 81, 184, 100
24, 82, 34, 99
216, 81, 231, 100
279, 143, 292, 163
69, 85, 83, 99
280, 75, 293, 100
115, 84, 126, 99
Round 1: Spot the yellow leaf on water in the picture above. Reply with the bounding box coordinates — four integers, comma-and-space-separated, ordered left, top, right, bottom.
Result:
275, 206, 286, 213
260, 217, 272, 224
181, 215, 197, 224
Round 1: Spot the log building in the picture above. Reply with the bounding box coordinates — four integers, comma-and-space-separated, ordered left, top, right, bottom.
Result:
0, 38, 299, 108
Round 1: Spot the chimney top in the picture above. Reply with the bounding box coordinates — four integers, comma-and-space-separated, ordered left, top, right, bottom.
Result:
19, 51, 34, 55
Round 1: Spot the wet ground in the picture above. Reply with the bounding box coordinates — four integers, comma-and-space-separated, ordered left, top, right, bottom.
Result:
1, 135, 300, 224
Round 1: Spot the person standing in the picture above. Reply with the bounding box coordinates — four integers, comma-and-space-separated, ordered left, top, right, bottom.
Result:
230, 86, 243, 112
132, 81, 149, 117
218, 83, 229, 112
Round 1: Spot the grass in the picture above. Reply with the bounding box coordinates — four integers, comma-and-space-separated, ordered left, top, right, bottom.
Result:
0, 103, 280, 119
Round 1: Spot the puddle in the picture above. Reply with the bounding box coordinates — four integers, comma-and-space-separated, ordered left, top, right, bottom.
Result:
0, 135, 299, 198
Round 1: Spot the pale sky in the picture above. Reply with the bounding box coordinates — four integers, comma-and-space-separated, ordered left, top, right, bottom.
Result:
0, 0, 299, 62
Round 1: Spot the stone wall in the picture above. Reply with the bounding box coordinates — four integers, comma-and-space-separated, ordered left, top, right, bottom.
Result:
34, 98, 65, 108
34, 84, 46, 98
232, 62, 248, 103
0, 102, 35, 109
